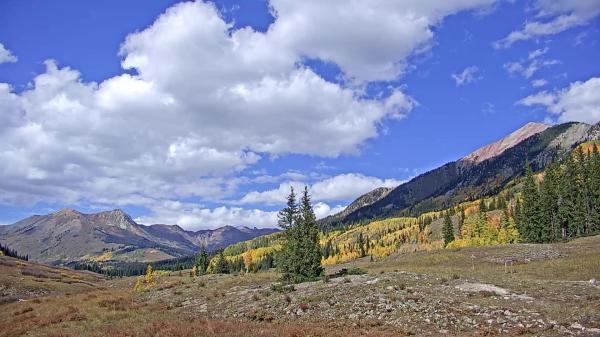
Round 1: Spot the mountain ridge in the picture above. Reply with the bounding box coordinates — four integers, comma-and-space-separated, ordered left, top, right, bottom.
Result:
320, 121, 600, 228
0, 208, 278, 264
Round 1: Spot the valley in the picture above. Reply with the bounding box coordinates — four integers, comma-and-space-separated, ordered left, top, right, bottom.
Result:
1, 236, 599, 337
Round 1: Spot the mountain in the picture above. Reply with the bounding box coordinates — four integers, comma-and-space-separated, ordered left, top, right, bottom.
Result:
322, 121, 600, 227
319, 187, 392, 228
0, 209, 278, 264
461, 122, 549, 164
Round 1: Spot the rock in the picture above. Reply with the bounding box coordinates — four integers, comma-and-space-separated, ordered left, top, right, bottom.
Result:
570, 323, 584, 330
590, 278, 597, 286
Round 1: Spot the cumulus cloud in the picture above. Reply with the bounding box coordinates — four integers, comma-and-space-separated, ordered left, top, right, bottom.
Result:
451, 66, 481, 86
238, 173, 402, 206
0, 43, 17, 64
495, 0, 600, 48
518, 77, 600, 124
268, 0, 496, 82
0, 0, 497, 228
313, 202, 346, 219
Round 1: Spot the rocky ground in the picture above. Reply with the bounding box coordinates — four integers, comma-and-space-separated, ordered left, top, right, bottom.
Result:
135, 235, 600, 336
1, 236, 599, 337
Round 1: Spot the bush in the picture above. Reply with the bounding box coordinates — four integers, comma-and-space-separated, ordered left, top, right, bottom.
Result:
270, 283, 295, 293
329, 267, 367, 279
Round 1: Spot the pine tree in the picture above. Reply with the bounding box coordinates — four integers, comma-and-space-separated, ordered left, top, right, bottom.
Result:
458, 206, 465, 239
278, 186, 322, 283
212, 251, 230, 274
539, 161, 559, 242
278, 187, 298, 229
590, 144, 600, 233
558, 155, 585, 239
521, 161, 542, 242
357, 232, 367, 257
479, 198, 487, 213
195, 246, 210, 275
442, 212, 455, 247
297, 186, 323, 278
498, 207, 519, 243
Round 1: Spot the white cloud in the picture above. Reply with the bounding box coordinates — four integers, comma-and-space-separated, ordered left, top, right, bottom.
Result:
451, 66, 481, 86
268, 0, 496, 82
135, 199, 346, 229
495, 0, 600, 48
0, 0, 498, 228
528, 47, 549, 60
135, 200, 278, 230
503, 49, 559, 79
0, 43, 17, 64
313, 202, 346, 219
531, 79, 548, 87
518, 77, 600, 124
238, 173, 402, 205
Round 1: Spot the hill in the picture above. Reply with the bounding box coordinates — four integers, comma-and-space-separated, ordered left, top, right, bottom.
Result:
0, 209, 277, 264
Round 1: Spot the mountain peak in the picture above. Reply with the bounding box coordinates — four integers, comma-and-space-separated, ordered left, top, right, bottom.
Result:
92, 209, 137, 230
54, 208, 81, 216
462, 122, 549, 164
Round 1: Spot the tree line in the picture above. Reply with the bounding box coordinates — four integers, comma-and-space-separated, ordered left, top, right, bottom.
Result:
517, 145, 600, 243
0, 242, 28, 261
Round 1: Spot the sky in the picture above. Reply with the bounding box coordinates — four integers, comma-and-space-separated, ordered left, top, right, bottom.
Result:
0, 0, 599, 229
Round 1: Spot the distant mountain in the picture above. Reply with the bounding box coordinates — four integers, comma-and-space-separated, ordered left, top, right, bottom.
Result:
0, 209, 278, 264
319, 187, 392, 228
322, 121, 600, 227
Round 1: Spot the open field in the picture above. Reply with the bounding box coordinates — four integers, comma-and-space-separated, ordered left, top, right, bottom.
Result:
1, 236, 599, 337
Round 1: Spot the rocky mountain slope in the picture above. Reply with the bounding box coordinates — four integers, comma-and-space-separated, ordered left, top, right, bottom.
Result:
323, 121, 600, 227
319, 187, 392, 228
0, 209, 277, 263
461, 122, 549, 164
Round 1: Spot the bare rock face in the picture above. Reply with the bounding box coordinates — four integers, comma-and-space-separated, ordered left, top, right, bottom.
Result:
462, 122, 550, 165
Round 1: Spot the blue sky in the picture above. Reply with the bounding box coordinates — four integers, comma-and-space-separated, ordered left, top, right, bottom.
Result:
0, 0, 599, 229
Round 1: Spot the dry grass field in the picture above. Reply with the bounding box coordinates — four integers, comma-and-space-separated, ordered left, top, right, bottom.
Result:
1, 236, 599, 337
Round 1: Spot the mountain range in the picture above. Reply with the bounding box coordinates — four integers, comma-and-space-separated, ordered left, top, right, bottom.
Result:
2, 121, 599, 264
0, 208, 277, 263
320, 121, 600, 228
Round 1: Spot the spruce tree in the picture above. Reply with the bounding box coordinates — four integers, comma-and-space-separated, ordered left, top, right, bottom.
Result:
442, 212, 455, 247
479, 198, 487, 213
498, 207, 519, 244
277, 186, 322, 283
590, 144, 600, 233
278, 187, 298, 229
212, 251, 230, 274
521, 161, 542, 242
458, 206, 465, 238
195, 246, 210, 275
357, 232, 367, 257
297, 186, 323, 279
539, 162, 559, 242
559, 155, 585, 239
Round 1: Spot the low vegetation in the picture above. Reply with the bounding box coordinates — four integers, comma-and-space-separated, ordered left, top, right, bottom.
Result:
1, 236, 599, 336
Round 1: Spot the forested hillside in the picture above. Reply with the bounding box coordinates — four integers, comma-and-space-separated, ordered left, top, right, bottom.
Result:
209, 142, 600, 272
